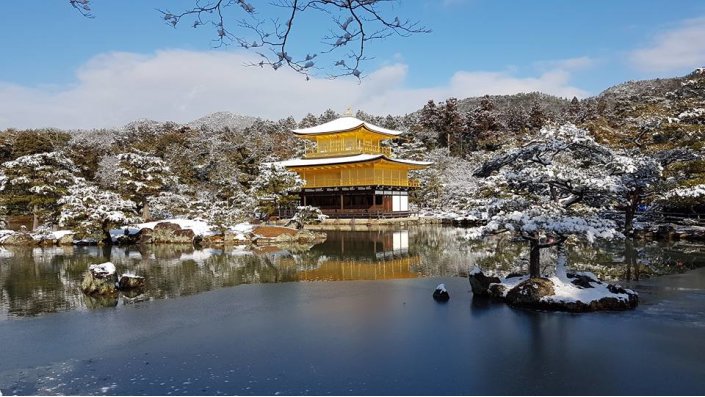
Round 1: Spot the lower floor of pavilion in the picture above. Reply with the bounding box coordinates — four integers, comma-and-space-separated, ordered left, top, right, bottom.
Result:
299, 186, 412, 218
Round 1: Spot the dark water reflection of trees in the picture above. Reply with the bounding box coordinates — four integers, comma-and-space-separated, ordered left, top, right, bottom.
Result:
1, 226, 704, 319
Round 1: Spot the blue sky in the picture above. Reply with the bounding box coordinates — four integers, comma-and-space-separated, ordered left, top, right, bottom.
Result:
1, 0, 704, 129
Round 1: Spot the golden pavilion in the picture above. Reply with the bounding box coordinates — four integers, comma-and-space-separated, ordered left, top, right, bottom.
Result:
277, 116, 431, 218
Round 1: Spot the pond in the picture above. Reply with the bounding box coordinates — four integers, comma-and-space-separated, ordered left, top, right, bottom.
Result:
1, 226, 705, 395
2, 226, 705, 320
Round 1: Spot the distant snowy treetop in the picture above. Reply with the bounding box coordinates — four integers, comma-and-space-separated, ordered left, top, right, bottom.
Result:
291, 116, 403, 137
186, 112, 257, 131
123, 118, 162, 132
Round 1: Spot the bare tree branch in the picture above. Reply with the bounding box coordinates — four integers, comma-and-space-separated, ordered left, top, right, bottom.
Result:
69, 0, 429, 80
69, 0, 93, 18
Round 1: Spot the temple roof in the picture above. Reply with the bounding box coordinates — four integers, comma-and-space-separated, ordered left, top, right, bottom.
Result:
276, 154, 431, 168
291, 117, 403, 137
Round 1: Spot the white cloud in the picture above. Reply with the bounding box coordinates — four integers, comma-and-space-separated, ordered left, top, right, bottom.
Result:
534, 56, 598, 72
629, 16, 705, 72
0, 49, 588, 130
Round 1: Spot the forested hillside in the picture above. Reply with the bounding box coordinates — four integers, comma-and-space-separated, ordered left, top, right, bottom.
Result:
1, 68, 703, 238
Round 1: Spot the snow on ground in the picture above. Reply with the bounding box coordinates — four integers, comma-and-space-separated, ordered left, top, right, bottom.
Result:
109, 219, 255, 242
0, 229, 74, 243
135, 219, 217, 236
50, 230, 75, 239
488, 272, 635, 303
227, 223, 255, 241
0, 230, 15, 243
31, 230, 75, 241
490, 275, 529, 298
544, 276, 634, 304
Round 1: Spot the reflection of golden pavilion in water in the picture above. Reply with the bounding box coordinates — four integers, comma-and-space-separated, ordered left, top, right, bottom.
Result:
275, 230, 421, 281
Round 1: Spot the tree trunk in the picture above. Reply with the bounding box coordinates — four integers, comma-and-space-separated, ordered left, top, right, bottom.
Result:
529, 238, 541, 278
624, 238, 638, 281
32, 205, 39, 231
101, 219, 113, 246
142, 201, 150, 221
555, 242, 568, 281
624, 191, 640, 235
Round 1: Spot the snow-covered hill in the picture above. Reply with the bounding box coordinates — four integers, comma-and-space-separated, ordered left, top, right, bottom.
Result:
186, 111, 257, 131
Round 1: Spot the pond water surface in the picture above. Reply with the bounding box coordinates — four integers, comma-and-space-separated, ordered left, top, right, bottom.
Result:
1, 226, 704, 395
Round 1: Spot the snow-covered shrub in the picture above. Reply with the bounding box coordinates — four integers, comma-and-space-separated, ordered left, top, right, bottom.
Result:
109, 151, 178, 219
58, 178, 140, 239
292, 206, 328, 224
251, 163, 303, 215
0, 151, 79, 223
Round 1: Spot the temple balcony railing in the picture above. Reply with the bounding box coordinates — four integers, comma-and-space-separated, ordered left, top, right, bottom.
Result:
302, 176, 420, 188
304, 142, 392, 158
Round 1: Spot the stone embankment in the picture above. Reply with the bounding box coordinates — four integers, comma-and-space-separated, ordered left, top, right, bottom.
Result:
0, 228, 75, 246
0, 220, 327, 248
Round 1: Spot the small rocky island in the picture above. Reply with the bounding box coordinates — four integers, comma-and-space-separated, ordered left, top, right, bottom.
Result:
469, 267, 639, 312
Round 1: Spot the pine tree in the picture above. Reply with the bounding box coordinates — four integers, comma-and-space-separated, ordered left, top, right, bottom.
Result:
250, 164, 303, 217
110, 151, 178, 220
437, 98, 465, 156
568, 96, 582, 123
0, 151, 79, 229
58, 178, 140, 240
528, 102, 546, 130
420, 100, 440, 132
318, 109, 340, 124
299, 113, 319, 128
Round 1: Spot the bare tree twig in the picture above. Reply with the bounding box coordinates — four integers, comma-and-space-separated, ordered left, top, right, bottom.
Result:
68, 0, 429, 80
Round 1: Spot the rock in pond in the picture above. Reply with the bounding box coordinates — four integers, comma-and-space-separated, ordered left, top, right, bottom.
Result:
468, 266, 501, 296
505, 278, 555, 308
81, 262, 118, 296
433, 283, 450, 302
118, 273, 146, 290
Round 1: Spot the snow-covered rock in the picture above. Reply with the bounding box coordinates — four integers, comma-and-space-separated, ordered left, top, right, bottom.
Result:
82, 262, 118, 296
433, 283, 450, 302
89, 262, 116, 277
468, 267, 501, 296
118, 273, 145, 290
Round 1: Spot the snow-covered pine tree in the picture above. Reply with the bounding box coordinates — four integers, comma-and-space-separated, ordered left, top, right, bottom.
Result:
250, 163, 303, 217
58, 178, 140, 241
0, 151, 79, 229
111, 151, 178, 220
469, 124, 623, 279
299, 113, 319, 128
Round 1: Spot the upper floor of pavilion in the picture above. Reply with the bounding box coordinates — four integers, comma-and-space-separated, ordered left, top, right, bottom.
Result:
292, 116, 403, 159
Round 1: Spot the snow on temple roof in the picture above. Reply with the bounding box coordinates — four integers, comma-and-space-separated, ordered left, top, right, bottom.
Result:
276, 154, 431, 168
291, 117, 403, 137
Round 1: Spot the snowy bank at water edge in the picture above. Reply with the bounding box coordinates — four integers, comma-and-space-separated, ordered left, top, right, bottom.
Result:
0, 229, 75, 246
109, 219, 255, 245
469, 268, 638, 312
